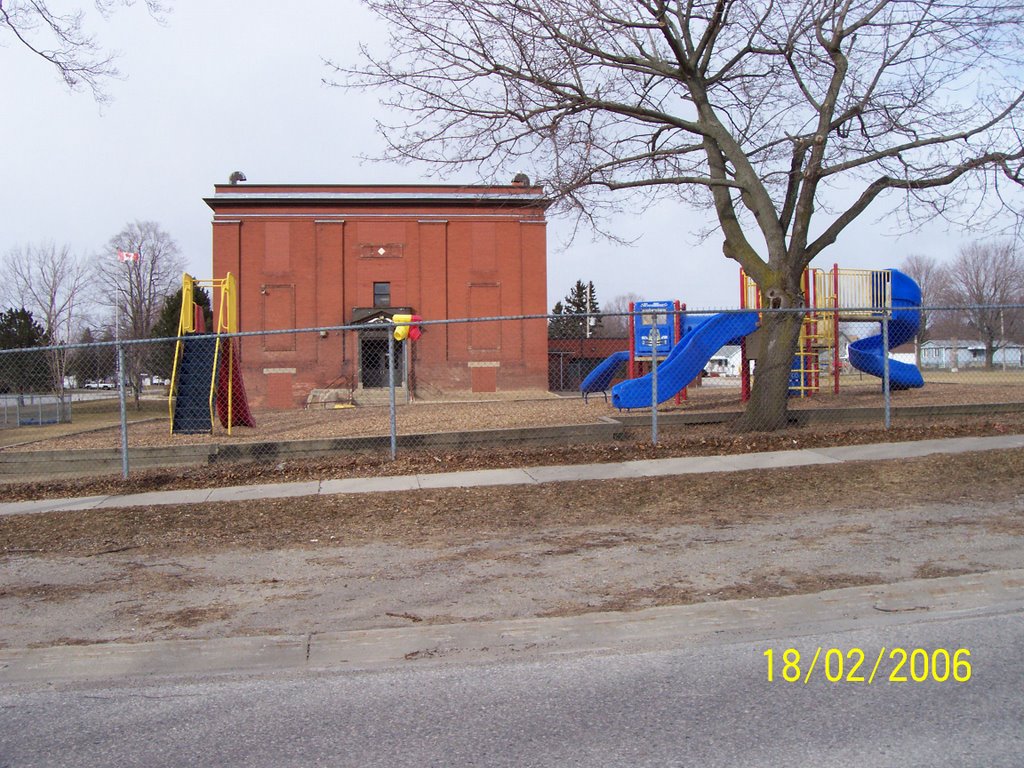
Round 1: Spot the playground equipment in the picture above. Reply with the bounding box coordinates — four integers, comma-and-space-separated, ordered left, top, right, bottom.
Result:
169, 273, 255, 435
580, 300, 686, 403
579, 351, 629, 402
584, 264, 924, 411
392, 314, 423, 341
846, 269, 924, 389
611, 311, 758, 409
739, 265, 924, 397
580, 299, 757, 408
580, 300, 758, 408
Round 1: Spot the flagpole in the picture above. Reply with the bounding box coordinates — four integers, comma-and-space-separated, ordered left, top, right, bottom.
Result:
116, 254, 127, 478
114, 249, 139, 479
114, 289, 120, 378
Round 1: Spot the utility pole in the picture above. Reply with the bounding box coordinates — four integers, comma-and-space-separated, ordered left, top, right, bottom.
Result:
585, 281, 592, 340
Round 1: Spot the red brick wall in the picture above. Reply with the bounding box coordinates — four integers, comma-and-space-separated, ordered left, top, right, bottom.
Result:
207, 185, 549, 407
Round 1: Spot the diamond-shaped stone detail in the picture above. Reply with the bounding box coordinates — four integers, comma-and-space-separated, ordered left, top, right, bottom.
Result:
377, 247, 387, 256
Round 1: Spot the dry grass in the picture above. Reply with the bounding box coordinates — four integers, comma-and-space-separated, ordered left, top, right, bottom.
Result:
0, 397, 164, 449
3, 449, 1022, 557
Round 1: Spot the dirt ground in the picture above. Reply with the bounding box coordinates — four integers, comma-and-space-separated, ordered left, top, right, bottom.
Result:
2, 447, 1023, 650
2, 378, 1022, 650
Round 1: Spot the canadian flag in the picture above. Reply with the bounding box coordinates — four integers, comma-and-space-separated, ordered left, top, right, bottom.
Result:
117, 249, 140, 262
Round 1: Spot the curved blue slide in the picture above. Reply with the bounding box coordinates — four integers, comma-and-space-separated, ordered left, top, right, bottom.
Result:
848, 269, 924, 389
579, 350, 629, 401
612, 312, 759, 409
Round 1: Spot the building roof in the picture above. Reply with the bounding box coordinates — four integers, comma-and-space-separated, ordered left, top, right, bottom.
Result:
205, 183, 551, 213
548, 337, 629, 356
711, 344, 742, 358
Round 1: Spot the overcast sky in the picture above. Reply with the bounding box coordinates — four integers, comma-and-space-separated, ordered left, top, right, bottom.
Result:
1, 1, 999, 316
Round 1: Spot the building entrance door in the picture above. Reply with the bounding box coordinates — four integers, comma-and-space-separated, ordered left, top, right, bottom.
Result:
359, 335, 404, 388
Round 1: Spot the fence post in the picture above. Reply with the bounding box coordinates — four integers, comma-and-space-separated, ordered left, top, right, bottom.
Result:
650, 327, 660, 446
388, 330, 397, 461
881, 310, 891, 430
117, 342, 130, 479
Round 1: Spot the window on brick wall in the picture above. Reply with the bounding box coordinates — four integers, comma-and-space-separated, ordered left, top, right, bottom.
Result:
373, 282, 391, 308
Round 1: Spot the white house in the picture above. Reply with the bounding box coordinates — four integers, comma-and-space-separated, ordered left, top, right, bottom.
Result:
920, 340, 1024, 369
705, 345, 743, 377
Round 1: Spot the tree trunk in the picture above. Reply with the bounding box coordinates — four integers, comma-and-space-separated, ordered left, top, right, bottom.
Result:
133, 372, 143, 411
732, 308, 804, 432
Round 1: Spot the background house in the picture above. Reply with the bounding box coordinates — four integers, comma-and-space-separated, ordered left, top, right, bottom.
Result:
705, 344, 742, 377
919, 340, 1024, 369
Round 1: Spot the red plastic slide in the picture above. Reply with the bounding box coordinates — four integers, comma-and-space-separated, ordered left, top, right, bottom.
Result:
216, 339, 255, 429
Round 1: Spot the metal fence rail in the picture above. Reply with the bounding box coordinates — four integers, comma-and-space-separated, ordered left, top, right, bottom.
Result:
0, 304, 1021, 484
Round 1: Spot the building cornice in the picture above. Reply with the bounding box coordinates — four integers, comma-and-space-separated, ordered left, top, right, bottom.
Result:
204, 186, 550, 212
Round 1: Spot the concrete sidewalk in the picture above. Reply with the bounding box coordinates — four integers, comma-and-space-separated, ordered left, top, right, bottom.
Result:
2, 433, 1023, 518
3, 568, 1022, 683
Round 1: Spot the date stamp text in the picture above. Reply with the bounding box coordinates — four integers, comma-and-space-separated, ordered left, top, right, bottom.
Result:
763, 647, 972, 684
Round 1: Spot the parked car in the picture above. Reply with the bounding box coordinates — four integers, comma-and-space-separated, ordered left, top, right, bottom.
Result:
83, 380, 113, 390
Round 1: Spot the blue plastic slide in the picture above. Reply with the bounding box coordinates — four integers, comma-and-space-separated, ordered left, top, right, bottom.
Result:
612, 312, 759, 409
579, 350, 630, 401
847, 269, 924, 389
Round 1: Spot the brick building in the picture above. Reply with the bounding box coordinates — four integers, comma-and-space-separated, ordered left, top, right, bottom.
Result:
205, 183, 550, 408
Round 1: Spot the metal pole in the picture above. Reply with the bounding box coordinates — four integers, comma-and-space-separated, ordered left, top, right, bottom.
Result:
1001, 309, 1007, 372
388, 331, 397, 460
881, 311, 891, 430
650, 327, 660, 446
117, 342, 130, 478
586, 281, 592, 339
114, 294, 120, 384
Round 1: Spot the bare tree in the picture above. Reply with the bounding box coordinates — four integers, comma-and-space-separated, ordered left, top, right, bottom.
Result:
939, 241, 1024, 368
600, 292, 644, 338
1, 241, 90, 398
898, 252, 942, 366
97, 220, 183, 406
3, 242, 90, 345
338, 0, 1024, 430
0, 0, 168, 101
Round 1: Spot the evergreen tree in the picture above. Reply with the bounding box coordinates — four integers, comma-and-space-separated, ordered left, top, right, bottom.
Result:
0, 307, 50, 394
548, 281, 602, 339
548, 299, 572, 339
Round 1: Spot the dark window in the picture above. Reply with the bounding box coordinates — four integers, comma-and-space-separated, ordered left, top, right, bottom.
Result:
373, 282, 391, 308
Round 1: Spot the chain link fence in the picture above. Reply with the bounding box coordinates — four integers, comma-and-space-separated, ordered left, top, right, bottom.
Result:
1, 305, 1022, 485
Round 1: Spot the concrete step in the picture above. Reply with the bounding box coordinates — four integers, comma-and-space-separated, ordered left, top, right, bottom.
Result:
352, 387, 408, 406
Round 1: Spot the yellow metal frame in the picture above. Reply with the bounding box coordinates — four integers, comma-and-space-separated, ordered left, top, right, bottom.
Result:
814, 267, 892, 320
740, 266, 893, 397
169, 272, 240, 435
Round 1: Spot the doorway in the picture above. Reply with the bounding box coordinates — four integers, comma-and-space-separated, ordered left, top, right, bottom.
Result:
359, 335, 404, 388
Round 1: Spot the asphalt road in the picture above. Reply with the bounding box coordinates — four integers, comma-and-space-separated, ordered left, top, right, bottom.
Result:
2, 608, 1020, 767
